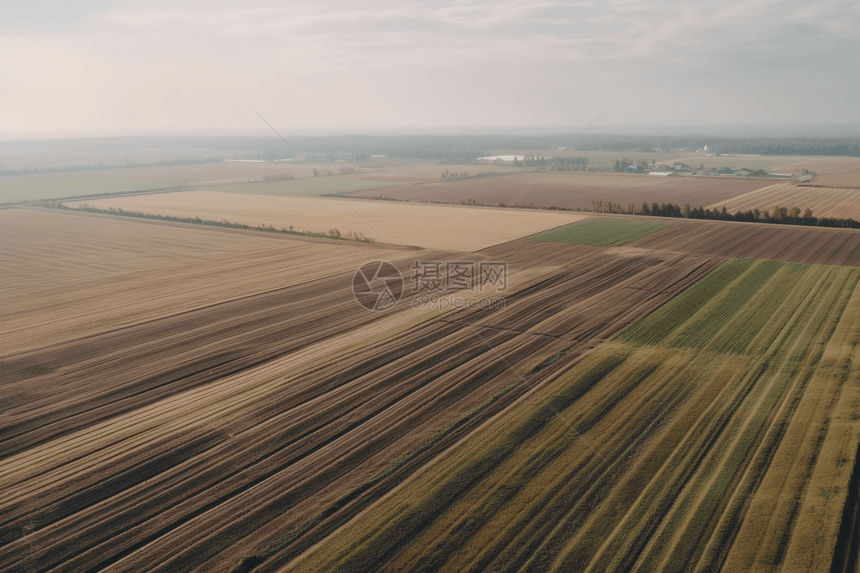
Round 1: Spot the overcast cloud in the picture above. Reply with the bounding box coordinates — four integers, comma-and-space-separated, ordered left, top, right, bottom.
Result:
1, 0, 858, 138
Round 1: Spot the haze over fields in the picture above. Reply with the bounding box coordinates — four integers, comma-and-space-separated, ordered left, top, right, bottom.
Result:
2, 1, 860, 138
6, 2, 860, 573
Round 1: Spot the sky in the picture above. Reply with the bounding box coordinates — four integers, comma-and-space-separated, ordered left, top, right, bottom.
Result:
1, 0, 859, 139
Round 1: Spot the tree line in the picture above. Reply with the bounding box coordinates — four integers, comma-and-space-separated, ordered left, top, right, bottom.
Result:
620, 201, 860, 229
277, 134, 860, 158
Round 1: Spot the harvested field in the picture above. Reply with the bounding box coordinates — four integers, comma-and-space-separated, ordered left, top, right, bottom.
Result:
207, 176, 395, 197
349, 171, 775, 209
68, 190, 588, 251
0, 217, 722, 573
707, 181, 860, 220
0, 208, 410, 354
288, 258, 860, 573
533, 219, 670, 246
812, 173, 860, 189
627, 219, 860, 266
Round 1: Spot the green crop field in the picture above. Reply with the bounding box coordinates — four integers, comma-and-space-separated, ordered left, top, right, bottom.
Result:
209, 177, 396, 197
290, 259, 860, 573
531, 218, 670, 246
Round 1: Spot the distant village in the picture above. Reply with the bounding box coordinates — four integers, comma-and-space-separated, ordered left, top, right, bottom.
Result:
619, 162, 803, 180
477, 150, 812, 181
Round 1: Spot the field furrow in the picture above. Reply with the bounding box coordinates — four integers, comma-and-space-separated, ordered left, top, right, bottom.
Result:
285, 259, 860, 573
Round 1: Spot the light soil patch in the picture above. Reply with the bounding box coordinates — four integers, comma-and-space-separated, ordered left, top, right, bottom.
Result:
71, 190, 588, 251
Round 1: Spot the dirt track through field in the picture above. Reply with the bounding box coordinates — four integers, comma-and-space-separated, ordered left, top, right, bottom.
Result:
0, 210, 721, 573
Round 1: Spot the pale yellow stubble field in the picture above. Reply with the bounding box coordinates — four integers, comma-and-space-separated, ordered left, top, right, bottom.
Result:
72, 191, 589, 251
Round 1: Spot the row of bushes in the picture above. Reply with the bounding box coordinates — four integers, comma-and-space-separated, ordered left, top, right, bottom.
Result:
35, 201, 374, 242
622, 201, 860, 229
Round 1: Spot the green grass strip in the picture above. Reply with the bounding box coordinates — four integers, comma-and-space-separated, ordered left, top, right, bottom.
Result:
668, 260, 785, 350
617, 259, 755, 347
531, 219, 670, 246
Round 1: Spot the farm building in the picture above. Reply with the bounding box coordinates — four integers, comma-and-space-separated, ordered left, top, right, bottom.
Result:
477, 155, 525, 164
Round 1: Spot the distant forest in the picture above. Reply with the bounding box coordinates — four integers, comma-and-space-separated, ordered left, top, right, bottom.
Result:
0, 157, 221, 177
2, 133, 859, 175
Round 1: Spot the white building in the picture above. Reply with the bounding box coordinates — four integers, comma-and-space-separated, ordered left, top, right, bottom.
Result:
476, 155, 525, 164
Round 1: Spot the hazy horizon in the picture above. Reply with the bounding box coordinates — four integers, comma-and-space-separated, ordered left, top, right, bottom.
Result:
5, 122, 860, 143
2, 0, 859, 140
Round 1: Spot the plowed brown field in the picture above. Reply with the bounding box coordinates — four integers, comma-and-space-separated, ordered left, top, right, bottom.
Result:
625, 219, 860, 266
0, 208, 721, 573
349, 171, 775, 209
